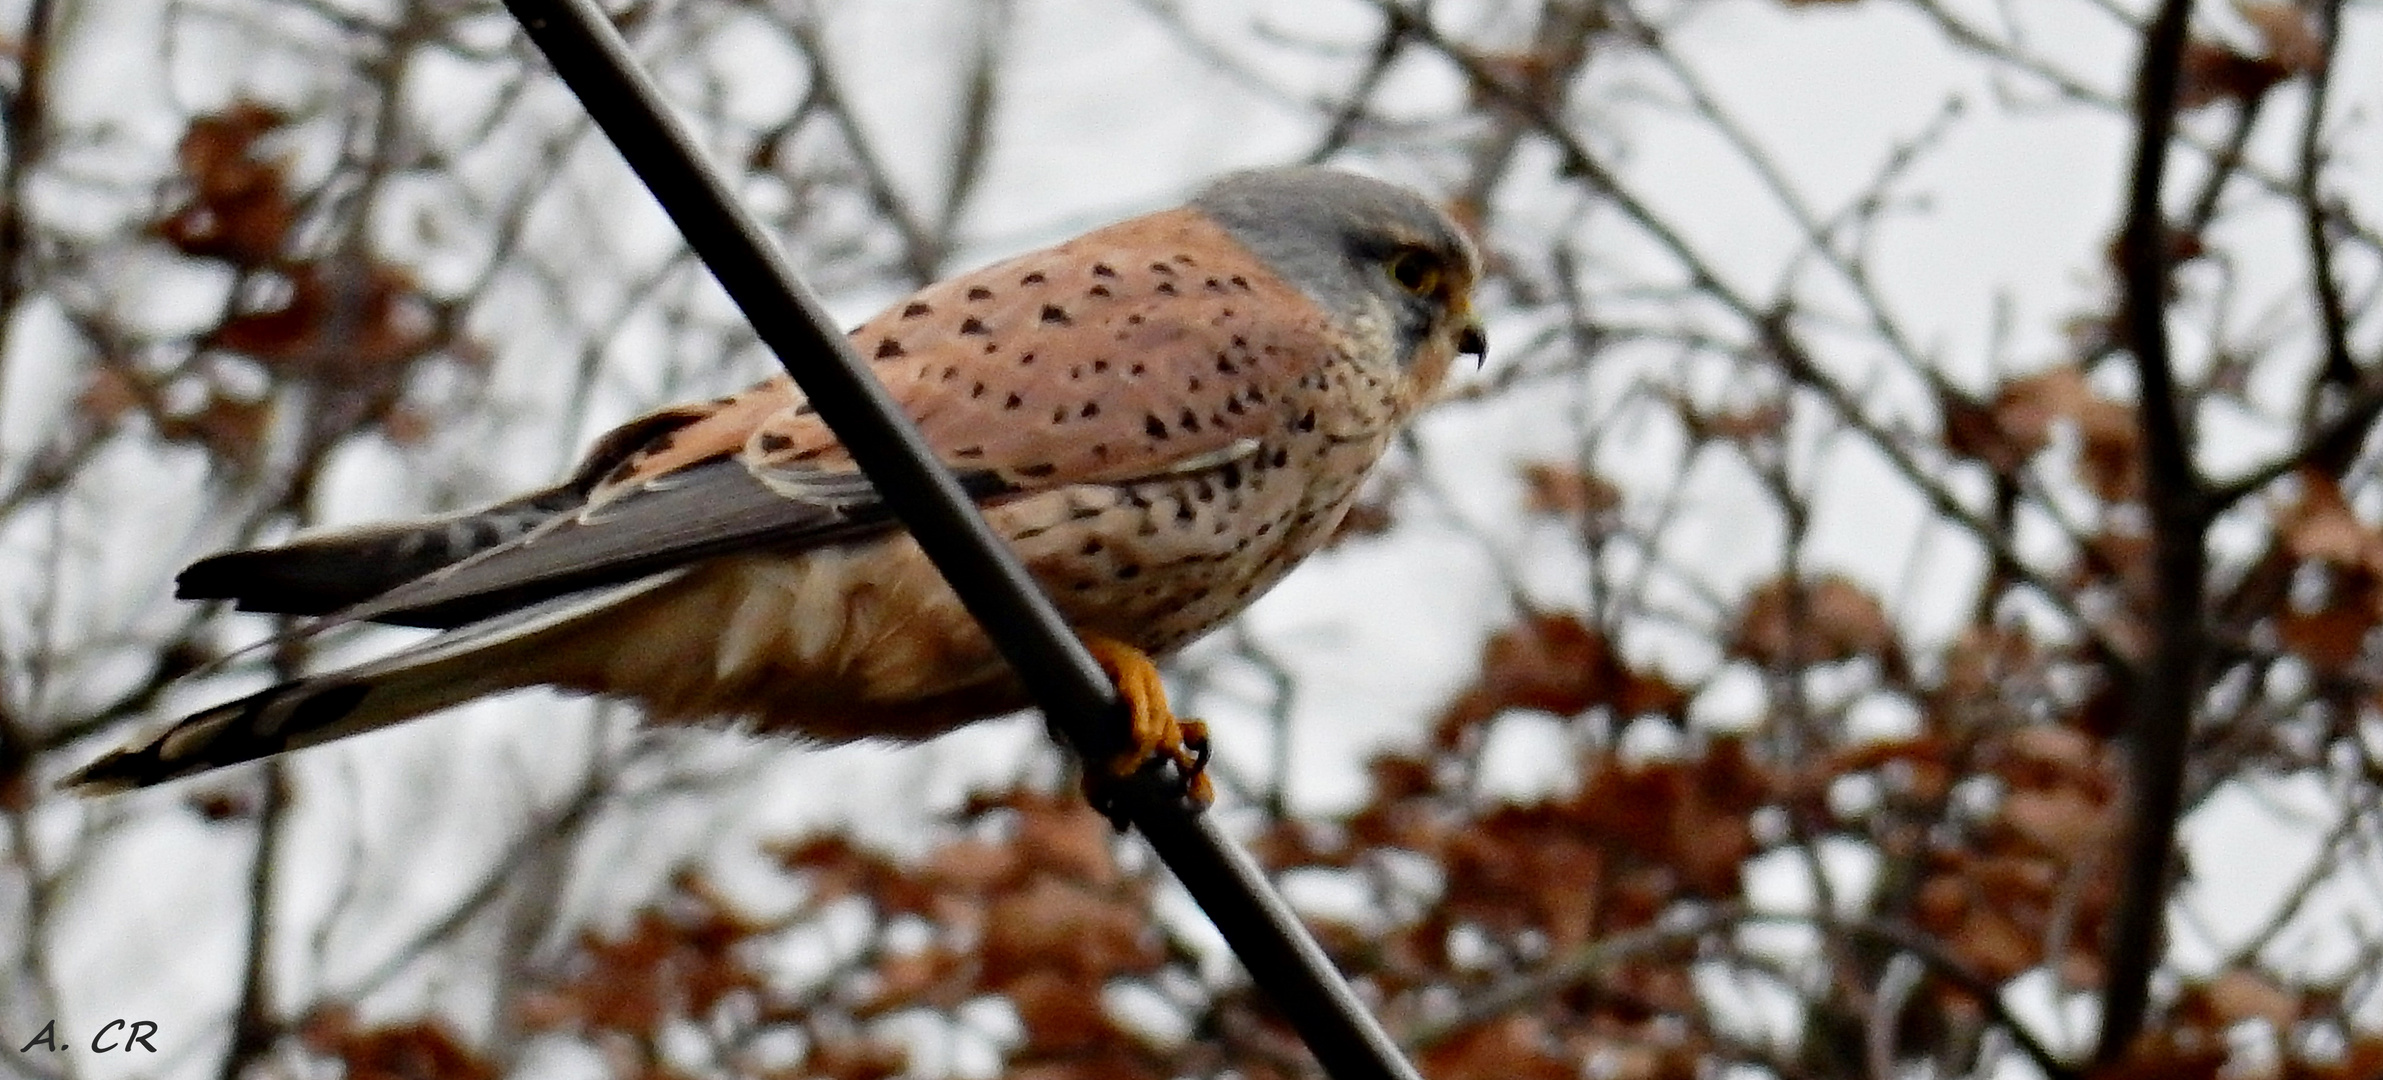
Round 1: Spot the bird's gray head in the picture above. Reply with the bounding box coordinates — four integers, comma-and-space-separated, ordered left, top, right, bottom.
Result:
1191, 167, 1487, 378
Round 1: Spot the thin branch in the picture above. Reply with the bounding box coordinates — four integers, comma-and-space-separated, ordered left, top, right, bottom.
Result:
213, 762, 288, 1080
2297, 0, 2355, 395
0, 0, 57, 413
786, 14, 945, 286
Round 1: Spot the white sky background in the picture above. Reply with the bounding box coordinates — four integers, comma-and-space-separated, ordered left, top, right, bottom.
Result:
3, 0, 2380, 1075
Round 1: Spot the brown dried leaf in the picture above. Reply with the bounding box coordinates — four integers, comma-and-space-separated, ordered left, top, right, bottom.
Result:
1734, 575, 1897, 668
1941, 387, 2026, 473
981, 877, 1158, 985
803, 1038, 907, 1080
303, 1016, 499, 1080
1519, 461, 1621, 519
2088, 1033, 2229, 1080
2278, 599, 2371, 671
1004, 968, 1120, 1055
1435, 613, 1689, 747
2178, 38, 2290, 109
2282, 473, 2383, 570
1418, 1016, 1578, 1080
2074, 397, 2143, 502
160, 102, 297, 265
1990, 366, 2097, 456
75, 367, 147, 424
2237, 0, 2324, 73
2180, 969, 2301, 1031
2001, 788, 2117, 854
1013, 795, 1120, 886
207, 262, 439, 388
154, 392, 271, 468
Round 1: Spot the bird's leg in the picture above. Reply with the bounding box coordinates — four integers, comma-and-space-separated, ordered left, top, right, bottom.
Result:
1078, 635, 1214, 814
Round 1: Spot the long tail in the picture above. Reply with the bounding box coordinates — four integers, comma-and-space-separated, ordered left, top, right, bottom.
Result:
62, 579, 671, 793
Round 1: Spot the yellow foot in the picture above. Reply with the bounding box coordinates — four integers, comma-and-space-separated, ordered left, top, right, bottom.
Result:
1080, 635, 1215, 813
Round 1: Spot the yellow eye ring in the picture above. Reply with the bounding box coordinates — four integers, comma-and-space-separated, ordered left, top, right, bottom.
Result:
1386, 249, 1440, 296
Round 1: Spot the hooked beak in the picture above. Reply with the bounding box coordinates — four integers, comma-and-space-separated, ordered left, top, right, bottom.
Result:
1454, 307, 1488, 367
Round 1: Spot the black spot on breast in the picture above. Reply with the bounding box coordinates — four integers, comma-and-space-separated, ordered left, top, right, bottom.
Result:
1295, 410, 1316, 432
1081, 538, 1105, 556
1093, 359, 1110, 373
1069, 366, 1084, 380
1092, 444, 1111, 461
1145, 415, 1168, 439
1080, 402, 1100, 419
1130, 362, 1146, 376
1052, 406, 1068, 424
1205, 277, 1225, 292
1187, 376, 1202, 391
1093, 263, 1118, 278
1019, 352, 1036, 366
1269, 447, 1289, 468
941, 366, 959, 381
1179, 409, 1201, 433
968, 286, 994, 301
1175, 254, 1197, 266
1072, 580, 1097, 592
1118, 563, 1142, 579
971, 382, 987, 399
1127, 314, 1145, 325
1089, 285, 1112, 298
1019, 463, 1057, 478
1248, 388, 1267, 404
1150, 261, 1175, 276
959, 317, 989, 335
1225, 397, 1245, 415
1255, 521, 1275, 537
1022, 271, 1047, 285
875, 338, 905, 359
1216, 354, 1238, 375
954, 445, 984, 458
1155, 282, 1177, 296
1220, 463, 1242, 490
902, 301, 932, 318
1040, 305, 1071, 325
757, 432, 794, 453
1230, 275, 1250, 290
1004, 393, 1024, 410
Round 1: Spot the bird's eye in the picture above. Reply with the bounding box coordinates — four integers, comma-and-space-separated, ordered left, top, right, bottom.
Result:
1386, 249, 1440, 296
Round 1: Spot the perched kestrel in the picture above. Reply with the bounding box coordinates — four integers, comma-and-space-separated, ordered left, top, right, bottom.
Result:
66, 167, 1486, 804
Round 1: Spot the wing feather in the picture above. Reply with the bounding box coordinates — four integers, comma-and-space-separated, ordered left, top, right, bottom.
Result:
331, 460, 1018, 628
